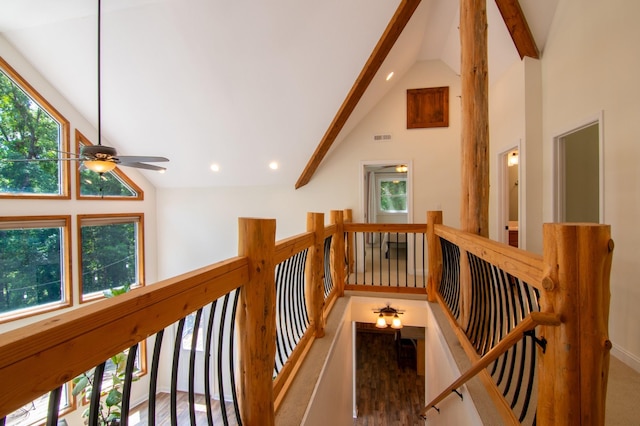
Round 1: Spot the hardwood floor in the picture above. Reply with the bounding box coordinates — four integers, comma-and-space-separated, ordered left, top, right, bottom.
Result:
354, 328, 425, 426
128, 392, 238, 425
128, 328, 425, 425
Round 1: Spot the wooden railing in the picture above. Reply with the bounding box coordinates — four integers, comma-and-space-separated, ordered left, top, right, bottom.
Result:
0, 211, 348, 425
343, 222, 428, 293
0, 209, 614, 425
424, 211, 614, 425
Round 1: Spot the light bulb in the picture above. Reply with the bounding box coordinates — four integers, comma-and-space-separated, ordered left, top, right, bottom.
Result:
84, 160, 116, 173
391, 314, 403, 329
376, 314, 387, 328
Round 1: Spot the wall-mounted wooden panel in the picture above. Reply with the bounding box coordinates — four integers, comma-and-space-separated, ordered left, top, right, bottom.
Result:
406, 86, 449, 129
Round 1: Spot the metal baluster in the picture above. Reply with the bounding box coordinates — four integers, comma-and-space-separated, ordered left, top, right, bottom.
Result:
120, 343, 139, 426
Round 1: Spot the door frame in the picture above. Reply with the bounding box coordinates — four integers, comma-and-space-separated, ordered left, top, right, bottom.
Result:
552, 111, 605, 223
359, 160, 414, 224
497, 143, 521, 245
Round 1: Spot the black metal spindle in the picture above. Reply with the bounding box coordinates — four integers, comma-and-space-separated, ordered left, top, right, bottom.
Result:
324, 236, 333, 298
229, 289, 242, 425
204, 301, 218, 426
148, 329, 164, 426
170, 318, 186, 425
217, 293, 231, 424
275, 260, 287, 371
88, 362, 106, 426
120, 343, 138, 426
370, 232, 374, 285
45, 386, 62, 426
188, 309, 203, 425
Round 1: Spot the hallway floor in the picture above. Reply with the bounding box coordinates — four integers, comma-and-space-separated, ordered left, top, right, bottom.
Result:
354, 327, 425, 426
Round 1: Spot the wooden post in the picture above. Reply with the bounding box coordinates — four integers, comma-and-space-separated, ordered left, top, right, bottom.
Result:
305, 212, 326, 338
426, 211, 443, 302
459, 0, 489, 330
237, 218, 277, 426
538, 223, 613, 425
330, 210, 346, 297
460, 0, 490, 237
343, 209, 354, 272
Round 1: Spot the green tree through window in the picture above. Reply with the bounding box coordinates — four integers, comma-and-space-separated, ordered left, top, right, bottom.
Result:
76, 131, 141, 199
0, 221, 68, 315
0, 63, 66, 195
80, 217, 140, 297
380, 179, 407, 212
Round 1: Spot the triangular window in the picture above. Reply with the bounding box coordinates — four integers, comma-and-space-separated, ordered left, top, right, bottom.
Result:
76, 130, 143, 200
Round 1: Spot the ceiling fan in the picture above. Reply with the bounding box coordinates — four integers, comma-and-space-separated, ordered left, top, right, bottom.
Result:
3, 0, 169, 175
80, 0, 168, 174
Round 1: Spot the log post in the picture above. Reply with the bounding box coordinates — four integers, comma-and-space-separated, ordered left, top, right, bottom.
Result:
460, 0, 490, 237
343, 209, 354, 272
305, 212, 326, 338
426, 211, 443, 302
330, 210, 346, 297
537, 223, 613, 425
237, 218, 277, 426
459, 0, 489, 330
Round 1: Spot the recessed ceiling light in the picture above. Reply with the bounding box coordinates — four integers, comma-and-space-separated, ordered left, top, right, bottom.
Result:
386, 71, 394, 81
269, 161, 279, 170
210, 163, 220, 172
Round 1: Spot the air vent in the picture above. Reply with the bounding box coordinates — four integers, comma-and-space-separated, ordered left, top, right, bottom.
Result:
373, 133, 392, 142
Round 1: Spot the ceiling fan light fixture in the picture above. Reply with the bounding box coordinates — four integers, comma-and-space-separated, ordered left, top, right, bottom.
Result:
84, 160, 116, 173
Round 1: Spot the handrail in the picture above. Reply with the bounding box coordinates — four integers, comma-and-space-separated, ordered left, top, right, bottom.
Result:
344, 223, 427, 233
434, 223, 545, 290
419, 311, 561, 418
0, 256, 249, 417
274, 231, 314, 264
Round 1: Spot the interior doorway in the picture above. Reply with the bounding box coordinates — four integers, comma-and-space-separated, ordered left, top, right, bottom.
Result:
554, 117, 603, 223
360, 161, 414, 270
498, 147, 520, 247
361, 161, 413, 225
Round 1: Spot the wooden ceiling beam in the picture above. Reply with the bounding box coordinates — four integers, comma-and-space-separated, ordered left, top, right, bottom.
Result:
295, 0, 421, 189
495, 0, 539, 59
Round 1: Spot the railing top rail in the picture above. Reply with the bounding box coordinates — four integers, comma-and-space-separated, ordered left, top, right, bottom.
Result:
419, 311, 561, 418
323, 223, 338, 239
275, 232, 314, 264
344, 223, 427, 233
0, 256, 249, 418
434, 224, 545, 290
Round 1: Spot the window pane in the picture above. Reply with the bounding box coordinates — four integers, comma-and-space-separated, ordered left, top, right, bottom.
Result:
0, 68, 63, 195
79, 169, 138, 198
0, 227, 65, 315
380, 180, 407, 212
81, 222, 138, 296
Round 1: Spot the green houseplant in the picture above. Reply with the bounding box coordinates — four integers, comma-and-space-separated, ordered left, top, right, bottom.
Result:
71, 285, 137, 425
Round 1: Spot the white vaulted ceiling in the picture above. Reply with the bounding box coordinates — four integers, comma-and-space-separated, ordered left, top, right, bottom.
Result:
0, 0, 558, 188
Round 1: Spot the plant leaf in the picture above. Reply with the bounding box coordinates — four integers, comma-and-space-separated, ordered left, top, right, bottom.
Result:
72, 376, 89, 396
105, 389, 122, 407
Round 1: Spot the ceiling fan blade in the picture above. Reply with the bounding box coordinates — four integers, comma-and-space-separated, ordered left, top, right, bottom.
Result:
116, 155, 169, 163
1, 157, 82, 162
119, 162, 167, 171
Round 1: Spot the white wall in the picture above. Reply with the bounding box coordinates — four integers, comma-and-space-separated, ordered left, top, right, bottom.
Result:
301, 305, 354, 426
489, 57, 543, 253
539, 0, 640, 371
423, 306, 483, 425
156, 59, 462, 280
